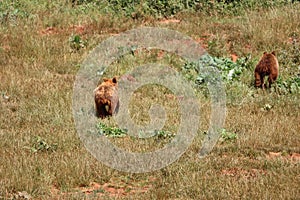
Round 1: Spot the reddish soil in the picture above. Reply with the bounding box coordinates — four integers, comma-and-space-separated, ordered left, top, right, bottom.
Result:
50, 177, 156, 199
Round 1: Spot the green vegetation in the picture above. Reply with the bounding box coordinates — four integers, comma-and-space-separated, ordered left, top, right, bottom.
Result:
97, 122, 127, 137
70, 0, 295, 18
24, 136, 58, 153
69, 34, 88, 52
97, 121, 176, 139
183, 54, 253, 83
0, 0, 299, 199
220, 129, 238, 143
276, 76, 300, 94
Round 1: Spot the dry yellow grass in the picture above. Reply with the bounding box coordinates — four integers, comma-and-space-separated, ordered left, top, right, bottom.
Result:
0, 1, 299, 199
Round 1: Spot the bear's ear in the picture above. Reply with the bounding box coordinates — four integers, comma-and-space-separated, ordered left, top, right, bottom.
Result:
271, 51, 276, 56
112, 76, 118, 84
103, 77, 109, 82
263, 52, 267, 55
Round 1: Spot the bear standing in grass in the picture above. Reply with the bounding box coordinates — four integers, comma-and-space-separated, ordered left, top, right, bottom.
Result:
94, 77, 119, 119
254, 51, 279, 89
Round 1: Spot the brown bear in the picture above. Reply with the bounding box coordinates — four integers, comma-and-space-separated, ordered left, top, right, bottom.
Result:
254, 51, 279, 89
94, 77, 119, 119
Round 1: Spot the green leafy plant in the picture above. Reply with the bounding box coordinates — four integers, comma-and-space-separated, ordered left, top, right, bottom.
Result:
276, 76, 300, 94
103, 0, 294, 18
0, 1, 29, 24
220, 129, 237, 143
96, 122, 176, 139
97, 122, 127, 137
25, 136, 57, 153
183, 54, 252, 86
153, 130, 175, 139
105, 0, 200, 18
69, 34, 87, 51
196, 0, 293, 16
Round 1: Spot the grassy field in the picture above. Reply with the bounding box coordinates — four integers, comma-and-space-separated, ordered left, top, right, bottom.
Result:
1, 0, 300, 199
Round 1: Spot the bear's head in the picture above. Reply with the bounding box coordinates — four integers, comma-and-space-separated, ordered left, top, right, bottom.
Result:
98, 76, 118, 88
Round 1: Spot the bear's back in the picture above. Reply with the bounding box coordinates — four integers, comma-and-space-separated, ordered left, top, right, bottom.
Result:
255, 52, 279, 75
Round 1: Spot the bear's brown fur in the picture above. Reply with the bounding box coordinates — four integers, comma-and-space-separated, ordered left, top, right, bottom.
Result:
254, 51, 279, 89
94, 77, 119, 119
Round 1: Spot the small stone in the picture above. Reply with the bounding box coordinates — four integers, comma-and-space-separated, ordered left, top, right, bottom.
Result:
3, 95, 9, 100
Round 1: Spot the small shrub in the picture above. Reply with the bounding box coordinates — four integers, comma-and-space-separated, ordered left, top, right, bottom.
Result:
69, 34, 87, 52
196, 0, 294, 16
25, 136, 57, 153
276, 76, 300, 94
183, 54, 252, 86
220, 129, 237, 143
0, 1, 29, 24
105, 0, 200, 18
96, 122, 176, 139
97, 122, 127, 137
153, 130, 175, 139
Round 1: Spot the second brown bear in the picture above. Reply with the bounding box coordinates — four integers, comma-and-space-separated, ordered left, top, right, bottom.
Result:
94, 77, 119, 119
254, 51, 279, 89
